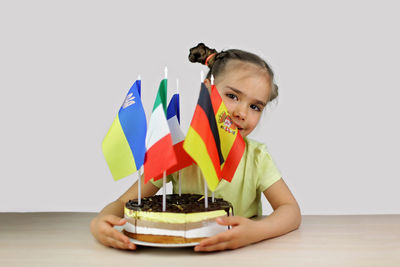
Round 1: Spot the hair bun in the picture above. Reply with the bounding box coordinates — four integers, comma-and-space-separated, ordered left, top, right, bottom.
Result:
188, 43, 217, 67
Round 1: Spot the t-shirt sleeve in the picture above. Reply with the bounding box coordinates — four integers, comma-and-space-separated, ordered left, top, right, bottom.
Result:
256, 144, 282, 192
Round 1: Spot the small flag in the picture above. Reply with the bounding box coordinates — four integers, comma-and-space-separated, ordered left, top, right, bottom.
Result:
102, 80, 147, 181
211, 84, 245, 182
154, 93, 193, 180
168, 93, 180, 123
143, 79, 177, 183
183, 83, 224, 191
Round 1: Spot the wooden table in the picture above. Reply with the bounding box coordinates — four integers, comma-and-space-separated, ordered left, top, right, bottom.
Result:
0, 213, 399, 266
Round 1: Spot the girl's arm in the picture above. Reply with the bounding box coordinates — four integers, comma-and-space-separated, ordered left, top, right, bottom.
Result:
90, 177, 159, 250
194, 178, 301, 252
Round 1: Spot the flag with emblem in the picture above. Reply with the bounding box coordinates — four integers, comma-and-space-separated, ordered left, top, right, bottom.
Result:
102, 80, 147, 181
211, 84, 245, 182
143, 78, 177, 183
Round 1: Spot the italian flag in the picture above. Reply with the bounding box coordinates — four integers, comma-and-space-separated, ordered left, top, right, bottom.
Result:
143, 79, 177, 183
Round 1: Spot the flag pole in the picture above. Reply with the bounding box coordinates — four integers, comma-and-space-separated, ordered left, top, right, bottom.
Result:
203, 175, 208, 209
162, 67, 168, 212
176, 78, 182, 196
178, 171, 182, 196
162, 170, 167, 211
202, 70, 209, 209
210, 74, 215, 203
138, 74, 142, 206
138, 167, 143, 206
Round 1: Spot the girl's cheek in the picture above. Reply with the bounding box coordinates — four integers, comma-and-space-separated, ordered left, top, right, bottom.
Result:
250, 114, 261, 128
224, 102, 235, 115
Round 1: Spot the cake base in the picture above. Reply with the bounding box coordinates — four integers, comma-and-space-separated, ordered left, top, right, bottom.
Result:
123, 194, 233, 244
123, 230, 204, 244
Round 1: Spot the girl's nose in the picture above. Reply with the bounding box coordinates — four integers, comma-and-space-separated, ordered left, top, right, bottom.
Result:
232, 104, 246, 121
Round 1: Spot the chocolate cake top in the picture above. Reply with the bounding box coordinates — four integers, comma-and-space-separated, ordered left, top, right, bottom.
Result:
126, 194, 232, 214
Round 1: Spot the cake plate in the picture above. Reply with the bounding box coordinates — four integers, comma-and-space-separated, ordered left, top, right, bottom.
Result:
129, 238, 199, 248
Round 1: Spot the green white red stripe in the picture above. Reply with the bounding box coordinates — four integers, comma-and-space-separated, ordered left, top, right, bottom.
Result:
144, 79, 177, 183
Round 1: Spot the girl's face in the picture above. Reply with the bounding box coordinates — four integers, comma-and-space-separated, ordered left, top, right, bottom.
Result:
208, 62, 271, 137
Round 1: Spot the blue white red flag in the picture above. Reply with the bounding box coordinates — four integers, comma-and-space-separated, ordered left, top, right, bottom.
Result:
154, 92, 193, 180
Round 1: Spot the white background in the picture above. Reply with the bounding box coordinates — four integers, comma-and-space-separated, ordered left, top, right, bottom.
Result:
1, 0, 399, 215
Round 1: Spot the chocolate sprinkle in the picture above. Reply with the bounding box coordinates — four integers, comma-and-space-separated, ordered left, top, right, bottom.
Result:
126, 194, 232, 214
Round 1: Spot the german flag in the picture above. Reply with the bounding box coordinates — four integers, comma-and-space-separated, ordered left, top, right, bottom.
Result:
183, 83, 245, 191
183, 83, 224, 191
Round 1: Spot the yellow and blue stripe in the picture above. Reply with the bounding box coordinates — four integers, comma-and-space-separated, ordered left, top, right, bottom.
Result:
102, 80, 147, 180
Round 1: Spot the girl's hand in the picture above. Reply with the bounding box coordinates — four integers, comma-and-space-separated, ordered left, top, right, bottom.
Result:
90, 214, 136, 250
194, 216, 259, 252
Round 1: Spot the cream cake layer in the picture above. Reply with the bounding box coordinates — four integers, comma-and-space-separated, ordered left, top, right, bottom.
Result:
124, 215, 229, 238
123, 194, 233, 242
124, 207, 227, 223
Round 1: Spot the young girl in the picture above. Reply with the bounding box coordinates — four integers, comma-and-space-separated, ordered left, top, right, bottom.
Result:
90, 43, 301, 252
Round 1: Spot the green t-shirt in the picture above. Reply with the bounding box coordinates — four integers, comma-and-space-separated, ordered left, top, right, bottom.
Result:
151, 138, 282, 218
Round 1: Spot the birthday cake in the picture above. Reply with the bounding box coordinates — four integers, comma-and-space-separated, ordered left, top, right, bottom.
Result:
123, 194, 233, 244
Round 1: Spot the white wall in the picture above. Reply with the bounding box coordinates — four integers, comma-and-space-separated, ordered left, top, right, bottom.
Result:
1, 0, 399, 214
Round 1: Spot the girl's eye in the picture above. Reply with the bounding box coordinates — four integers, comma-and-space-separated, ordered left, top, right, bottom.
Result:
250, 104, 261, 112
226, 93, 238, 101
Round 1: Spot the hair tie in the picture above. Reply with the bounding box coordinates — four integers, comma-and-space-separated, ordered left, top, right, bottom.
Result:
205, 53, 216, 66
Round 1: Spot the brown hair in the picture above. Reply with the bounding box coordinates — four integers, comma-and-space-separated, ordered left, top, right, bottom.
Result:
188, 43, 279, 102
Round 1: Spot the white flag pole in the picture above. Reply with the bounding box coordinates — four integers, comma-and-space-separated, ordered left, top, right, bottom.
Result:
211, 74, 215, 203
178, 171, 182, 196
163, 170, 167, 211
203, 176, 208, 209
162, 67, 168, 212
176, 78, 182, 196
138, 167, 143, 206
202, 70, 209, 208
137, 74, 142, 206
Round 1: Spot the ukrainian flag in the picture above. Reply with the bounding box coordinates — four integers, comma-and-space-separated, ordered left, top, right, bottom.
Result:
102, 80, 147, 181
